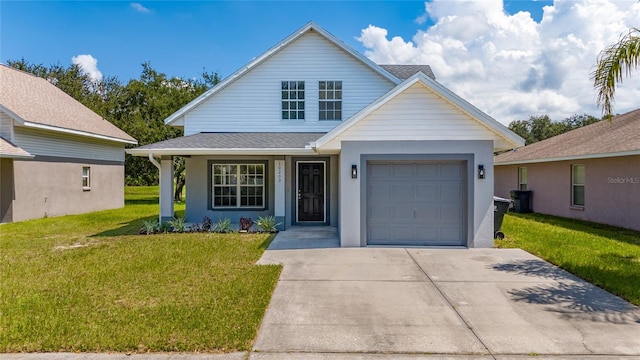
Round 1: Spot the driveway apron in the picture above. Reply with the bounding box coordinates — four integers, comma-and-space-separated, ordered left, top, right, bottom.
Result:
254, 248, 640, 357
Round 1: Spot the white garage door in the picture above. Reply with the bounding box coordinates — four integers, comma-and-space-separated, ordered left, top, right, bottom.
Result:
367, 161, 466, 246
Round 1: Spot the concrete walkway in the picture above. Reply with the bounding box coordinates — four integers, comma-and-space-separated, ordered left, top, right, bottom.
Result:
254, 247, 640, 358
5, 247, 640, 360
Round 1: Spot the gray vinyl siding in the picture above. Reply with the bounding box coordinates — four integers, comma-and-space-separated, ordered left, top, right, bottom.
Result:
183, 30, 395, 135
13, 127, 124, 162
0, 111, 13, 140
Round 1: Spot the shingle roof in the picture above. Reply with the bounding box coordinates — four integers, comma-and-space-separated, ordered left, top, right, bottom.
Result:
379, 65, 436, 80
0, 136, 33, 158
133, 132, 326, 151
495, 108, 640, 164
0, 64, 136, 143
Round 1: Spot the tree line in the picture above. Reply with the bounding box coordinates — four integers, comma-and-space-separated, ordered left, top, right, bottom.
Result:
507, 113, 602, 145
7, 59, 220, 200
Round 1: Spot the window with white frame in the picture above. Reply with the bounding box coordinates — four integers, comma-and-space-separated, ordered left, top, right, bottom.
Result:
571, 164, 585, 207
318, 81, 342, 120
281, 81, 305, 120
518, 167, 527, 190
212, 163, 265, 208
82, 166, 91, 190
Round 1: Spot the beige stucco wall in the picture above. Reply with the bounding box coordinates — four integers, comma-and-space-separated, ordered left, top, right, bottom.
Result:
10, 159, 125, 222
495, 155, 640, 231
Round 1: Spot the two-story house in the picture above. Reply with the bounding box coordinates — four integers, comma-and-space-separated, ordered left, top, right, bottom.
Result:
128, 22, 524, 247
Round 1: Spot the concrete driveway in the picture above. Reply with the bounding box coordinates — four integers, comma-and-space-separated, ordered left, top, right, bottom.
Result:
254, 248, 640, 359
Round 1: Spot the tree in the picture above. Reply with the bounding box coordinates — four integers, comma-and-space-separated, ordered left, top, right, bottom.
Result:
508, 114, 601, 145
7, 59, 220, 198
592, 27, 640, 117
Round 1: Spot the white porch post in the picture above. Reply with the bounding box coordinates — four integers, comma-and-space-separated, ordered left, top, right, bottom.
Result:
274, 158, 285, 230
159, 156, 174, 222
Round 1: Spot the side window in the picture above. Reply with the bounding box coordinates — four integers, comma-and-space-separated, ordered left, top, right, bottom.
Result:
571, 164, 585, 207
518, 167, 527, 190
281, 81, 305, 120
82, 166, 91, 190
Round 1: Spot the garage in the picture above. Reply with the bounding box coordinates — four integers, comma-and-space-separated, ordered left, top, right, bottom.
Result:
366, 160, 466, 246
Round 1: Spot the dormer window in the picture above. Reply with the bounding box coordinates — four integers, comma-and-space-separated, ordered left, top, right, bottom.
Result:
281, 81, 305, 120
319, 81, 342, 120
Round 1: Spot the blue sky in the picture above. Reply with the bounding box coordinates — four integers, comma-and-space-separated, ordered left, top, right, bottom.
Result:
2, 1, 638, 123
2, 1, 549, 80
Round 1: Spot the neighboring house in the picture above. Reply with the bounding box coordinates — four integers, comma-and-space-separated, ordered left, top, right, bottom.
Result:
128, 22, 523, 247
0, 64, 137, 223
495, 108, 640, 232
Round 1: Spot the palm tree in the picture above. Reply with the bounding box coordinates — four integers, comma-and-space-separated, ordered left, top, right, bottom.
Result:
592, 27, 640, 117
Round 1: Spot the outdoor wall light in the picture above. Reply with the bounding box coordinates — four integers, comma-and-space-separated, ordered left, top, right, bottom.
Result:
351, 164, 358, 179
478, 165, 485, 179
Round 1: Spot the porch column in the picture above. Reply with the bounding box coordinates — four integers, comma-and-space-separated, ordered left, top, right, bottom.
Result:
274, 158, 285, 230
159, 156, 174, 223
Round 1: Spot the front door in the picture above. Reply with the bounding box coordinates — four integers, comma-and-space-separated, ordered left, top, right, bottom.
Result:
297, 162, 325, 222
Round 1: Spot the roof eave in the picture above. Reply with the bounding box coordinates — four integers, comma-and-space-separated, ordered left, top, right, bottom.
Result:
126, 148, 317, 157
495, 150, 640, 165
22, 121, 138, 145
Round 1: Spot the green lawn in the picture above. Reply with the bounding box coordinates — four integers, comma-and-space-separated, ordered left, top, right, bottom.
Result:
0, 186, 282, 353
496, 213, 640, 306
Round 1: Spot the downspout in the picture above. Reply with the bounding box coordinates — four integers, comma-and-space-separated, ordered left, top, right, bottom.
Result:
148, 153, 161, 169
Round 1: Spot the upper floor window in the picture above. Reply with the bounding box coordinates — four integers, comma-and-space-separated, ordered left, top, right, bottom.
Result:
518, 167, 527, 191
319, 81, 342, 120
571, 164, 585, 207
281, 81, 305, 120
82, 166, 91, 190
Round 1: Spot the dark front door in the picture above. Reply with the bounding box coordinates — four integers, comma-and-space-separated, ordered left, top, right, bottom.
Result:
297, 162, 325, 222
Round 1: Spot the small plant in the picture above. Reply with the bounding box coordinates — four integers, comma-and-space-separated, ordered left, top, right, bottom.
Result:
188, 223, 202, 233
140, 218, 159, 235
212, 218, 234, 233
168, 217, 187, 233
239, 217, 253, 232
202, 216, 213, 232
158, 221, 172, 234
255, 215, 281, 233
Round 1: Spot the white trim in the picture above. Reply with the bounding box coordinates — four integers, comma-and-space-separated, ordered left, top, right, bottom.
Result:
1, 105, 136, 145
313, 73, 524, 152
0, 153, 34, 159
164, 22, 401, 126
495, 149, 640, 166
127, 148, 317, 156
22, 122, 137, 145
295, 160, 327, 223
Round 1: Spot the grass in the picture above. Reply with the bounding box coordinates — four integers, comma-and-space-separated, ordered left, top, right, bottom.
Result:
496, 212, 640, 306
0, 186, 282, 353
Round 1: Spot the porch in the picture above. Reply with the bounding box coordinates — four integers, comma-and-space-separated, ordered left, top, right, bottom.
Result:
268, 226, 339, 250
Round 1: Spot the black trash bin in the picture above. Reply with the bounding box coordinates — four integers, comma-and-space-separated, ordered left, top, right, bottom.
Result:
493, 196, 511, 239
510, 190, 533, 213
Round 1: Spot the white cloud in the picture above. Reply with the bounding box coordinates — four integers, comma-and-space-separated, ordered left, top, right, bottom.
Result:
357, 0, 640, 124
71, 54, 103, 82
130, 2, 151, 14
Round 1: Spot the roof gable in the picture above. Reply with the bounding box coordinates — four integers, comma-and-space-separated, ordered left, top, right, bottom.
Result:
0, 64, 136, 144
313, 72, 524, 152
495, 108, 640, 164
164, 22, 402, 127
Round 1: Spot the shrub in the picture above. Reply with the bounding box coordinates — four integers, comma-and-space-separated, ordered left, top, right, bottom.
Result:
140, 218, 159, 235
239, 217, 253, 232
168, 217, 187, 233
212, 218, 234, 233
255, 215, 281, 233
202, 216, 213, 232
